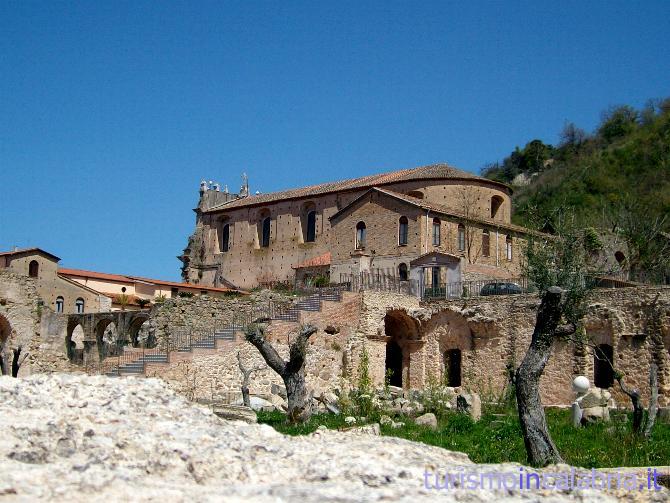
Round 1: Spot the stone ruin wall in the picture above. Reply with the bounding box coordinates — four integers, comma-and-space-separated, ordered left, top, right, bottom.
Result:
145, 292, 362, 402
6, 263, 669, 409
355, 286, 670, 408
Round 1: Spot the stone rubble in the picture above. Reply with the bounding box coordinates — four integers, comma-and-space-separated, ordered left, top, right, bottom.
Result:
0, 373, 663, 502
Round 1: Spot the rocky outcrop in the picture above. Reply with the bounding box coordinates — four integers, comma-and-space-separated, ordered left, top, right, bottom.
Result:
0, 373, 661, 501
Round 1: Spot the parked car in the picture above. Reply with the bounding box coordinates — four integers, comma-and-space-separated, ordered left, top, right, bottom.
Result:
480, 282, 523, 296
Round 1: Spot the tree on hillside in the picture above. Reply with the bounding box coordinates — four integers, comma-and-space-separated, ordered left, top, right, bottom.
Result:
515, 220, 590, 466
245, 323, 318, 424
598, 105, 638, 143
606, 198, 670, 282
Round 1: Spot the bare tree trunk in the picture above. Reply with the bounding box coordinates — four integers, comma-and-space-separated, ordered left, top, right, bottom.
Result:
644, 363, 659, 438
236, 351, 264, 408
245, 324, 318, 424
11, 346, 26, 378
515, 287, 568, 466
617, 376, 644, 434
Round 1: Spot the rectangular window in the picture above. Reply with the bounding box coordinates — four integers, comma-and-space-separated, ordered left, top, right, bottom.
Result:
482, 231, 490, 257
432, 221, 441, 246
457, 226, 465, 252
398, 217, 408, 246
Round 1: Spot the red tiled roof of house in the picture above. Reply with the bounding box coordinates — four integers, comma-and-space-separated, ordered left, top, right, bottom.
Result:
292, 252, 331, 269
207, 163, 511, 212
58, 268, 246, 294
58, 268, 132, 284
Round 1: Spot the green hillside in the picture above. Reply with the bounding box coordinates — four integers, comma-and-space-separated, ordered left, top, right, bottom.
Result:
482, 99, 670, 232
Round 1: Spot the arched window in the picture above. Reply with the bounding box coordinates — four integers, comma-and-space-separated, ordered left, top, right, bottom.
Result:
55, 296, 64, 313
594, 344, 614, 388
432, 218, 441, 246
444, 349, 462, 387
306, 211, 316, 242
75, 298, 85, 314
220, 223, 230, 252
355, 221, 366, 250
257, 210, 271, 248
506, 235, 513, 261
398, 263, 408, 281
491, 196, 504, 220
261, 218, 271, 247
457, 224, 466, 251
482, 229, 490, 257
28, 260, 39, 278
398, 216, 409, 245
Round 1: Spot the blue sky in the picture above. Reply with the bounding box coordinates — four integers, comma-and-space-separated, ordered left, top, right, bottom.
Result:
1, 1, 668, 281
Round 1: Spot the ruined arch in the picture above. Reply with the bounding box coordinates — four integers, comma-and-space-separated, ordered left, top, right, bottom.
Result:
583, 304, 626, 391
95, 317, 121, 360
424, 309, 475, 387
383, 310, 420, 388
128, 313, 154, 348
66, 320, 85, 364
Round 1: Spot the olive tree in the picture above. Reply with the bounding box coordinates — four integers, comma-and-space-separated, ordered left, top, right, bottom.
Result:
245, 323, 318, 424
515, 222, 590, 466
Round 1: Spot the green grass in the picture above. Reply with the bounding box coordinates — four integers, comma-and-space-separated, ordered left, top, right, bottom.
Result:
257, 409, 670, 468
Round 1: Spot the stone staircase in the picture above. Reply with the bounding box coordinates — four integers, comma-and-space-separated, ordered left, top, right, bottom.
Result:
102, 287, 344, 377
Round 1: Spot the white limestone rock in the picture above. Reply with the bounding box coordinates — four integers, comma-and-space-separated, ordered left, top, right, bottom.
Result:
414, 413, 438, 430
0, 374, 649, 502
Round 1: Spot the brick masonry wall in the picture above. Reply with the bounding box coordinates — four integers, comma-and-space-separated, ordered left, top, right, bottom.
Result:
185, 177, 513, 289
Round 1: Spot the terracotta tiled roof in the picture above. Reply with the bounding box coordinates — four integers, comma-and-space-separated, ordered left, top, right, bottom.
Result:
58, 268, 132, 284
331, 187, 549, 237
207, 163, 509, 212
58, 268, 246, 294
292, 252, 331, 269
0, 247, 61, 261
126, 275, 246, 294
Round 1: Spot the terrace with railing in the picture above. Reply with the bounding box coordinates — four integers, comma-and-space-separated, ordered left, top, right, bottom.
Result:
339, 269, 669, 301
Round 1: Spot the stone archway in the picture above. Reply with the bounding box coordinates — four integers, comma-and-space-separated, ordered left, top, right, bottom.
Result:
422, 309, 475, 389
66, 320, 86, 364
383, 310, 421, 388
128, 314, 153, 348
95, 318, 120, 360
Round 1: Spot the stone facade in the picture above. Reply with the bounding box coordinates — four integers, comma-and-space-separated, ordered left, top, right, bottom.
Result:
352, 286, 670, 407
0, 249, 108, 314
144, 292, 361, 401
181, 164, 530, 289
0, 270, 41, 376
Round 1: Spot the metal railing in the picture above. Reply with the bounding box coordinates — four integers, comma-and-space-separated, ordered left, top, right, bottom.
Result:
88, 285, 346, 376
339, 273, 420, 297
